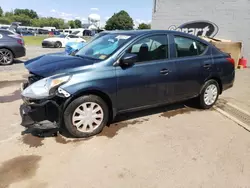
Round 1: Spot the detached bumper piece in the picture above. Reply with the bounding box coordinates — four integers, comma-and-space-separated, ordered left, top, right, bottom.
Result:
20, 100, 62, 130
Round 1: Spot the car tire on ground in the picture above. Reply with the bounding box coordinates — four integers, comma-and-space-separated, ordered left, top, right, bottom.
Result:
54, 41, 62, 48
64, 95, 109, 138
199, 79, 220, 109
0, 48, 14, 65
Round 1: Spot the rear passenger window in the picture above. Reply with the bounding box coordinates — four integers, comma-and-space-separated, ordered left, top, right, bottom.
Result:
68, 35, 79, 38
174, 36, 207, 58
0, 30, 12, 35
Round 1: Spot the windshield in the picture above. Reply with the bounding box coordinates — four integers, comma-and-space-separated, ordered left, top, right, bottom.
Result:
72, 31, 80, 35
59, 34, 66, 38
75, 33, 133, 60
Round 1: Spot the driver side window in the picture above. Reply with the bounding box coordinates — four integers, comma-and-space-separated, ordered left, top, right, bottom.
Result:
127, 35, 168, 63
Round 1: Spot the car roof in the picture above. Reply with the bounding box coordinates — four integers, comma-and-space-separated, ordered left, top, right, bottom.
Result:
0, 29, 12, 33
0, 29, 15, 33
100, 29, 211, 45
101, 29, 185, 35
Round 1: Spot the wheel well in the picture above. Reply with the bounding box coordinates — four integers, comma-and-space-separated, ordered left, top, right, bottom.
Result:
0, 47, 15, 58
56, 41, 62, 44
208, 77, 223, 94
65, 90, 113, 121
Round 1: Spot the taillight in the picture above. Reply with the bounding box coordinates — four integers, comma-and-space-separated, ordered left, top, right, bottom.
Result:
227, 57, 235, 65
8, 34, 24, 45
17, 39, 24, 45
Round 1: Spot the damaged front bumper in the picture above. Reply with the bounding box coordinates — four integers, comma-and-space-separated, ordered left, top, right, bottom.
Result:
19, 80, 69, 130
20, 100, 62, 129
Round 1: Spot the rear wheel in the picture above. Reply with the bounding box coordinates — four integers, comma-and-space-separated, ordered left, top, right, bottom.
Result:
64, 95, 109, 138
54, 41, 62, 48
0, 48, 14, 65
199, 79, 220, 109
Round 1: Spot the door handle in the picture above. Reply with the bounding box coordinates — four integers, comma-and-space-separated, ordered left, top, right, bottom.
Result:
203, 63, 212, 68
160, 69, 169, 75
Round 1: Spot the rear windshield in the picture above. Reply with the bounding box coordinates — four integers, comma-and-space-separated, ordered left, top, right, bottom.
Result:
72, 31, 80, 35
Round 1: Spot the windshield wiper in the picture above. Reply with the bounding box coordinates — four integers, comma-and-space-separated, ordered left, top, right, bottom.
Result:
75, 54, 99, 60
74, 54, 84, 58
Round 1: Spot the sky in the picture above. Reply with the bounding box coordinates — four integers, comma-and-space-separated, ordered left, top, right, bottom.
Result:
0, 0, 153, 27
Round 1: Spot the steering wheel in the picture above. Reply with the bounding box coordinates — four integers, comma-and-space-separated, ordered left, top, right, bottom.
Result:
93, 53, 108, 59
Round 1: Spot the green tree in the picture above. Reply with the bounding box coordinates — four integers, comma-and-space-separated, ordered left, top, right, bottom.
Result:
74, 19, 82, 28
63, 22, 69, 29
138, 23, 151, 29
0, 17, 11, 24
51, 18, 65, 29
0, 6, 3, 17
105, 10, 134, 30
31, 17, 65, 29
5, 11, 14, 17
10, 14, 32, 26
14, 9, 38, 19
68, 20, 76, 28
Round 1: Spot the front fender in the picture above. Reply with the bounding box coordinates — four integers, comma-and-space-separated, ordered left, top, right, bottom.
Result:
61, 82, 117, 120
60, 68, 117, 109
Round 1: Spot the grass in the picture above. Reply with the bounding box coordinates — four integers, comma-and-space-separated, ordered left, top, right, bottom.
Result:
23, 35, 92, 46
23, 36, 47, 46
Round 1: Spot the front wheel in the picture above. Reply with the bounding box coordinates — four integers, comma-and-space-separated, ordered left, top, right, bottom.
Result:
199, 79, 220, 109
64, 95, 109, 138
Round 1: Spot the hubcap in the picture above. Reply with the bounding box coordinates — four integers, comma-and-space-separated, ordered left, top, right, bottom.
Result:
72, 102, 104, 133
0, 49, 12, 64
204, 84, 218, 105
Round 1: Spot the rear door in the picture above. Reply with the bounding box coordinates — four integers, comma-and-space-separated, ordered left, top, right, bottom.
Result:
170, 34, 212, 101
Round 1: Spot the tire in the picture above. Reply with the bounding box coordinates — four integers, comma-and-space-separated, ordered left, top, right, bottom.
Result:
199, 79, 220, 109
0, 48, 14, 65
64, 95, 109, 138
54, 41, 62, 48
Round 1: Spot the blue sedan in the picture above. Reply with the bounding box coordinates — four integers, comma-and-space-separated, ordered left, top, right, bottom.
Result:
20, 30, 235, 138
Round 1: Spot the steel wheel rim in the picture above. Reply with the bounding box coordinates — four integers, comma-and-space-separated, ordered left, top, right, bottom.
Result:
204, 84, 218, 105
0, 49, 12, 64
72, 102, 104, 133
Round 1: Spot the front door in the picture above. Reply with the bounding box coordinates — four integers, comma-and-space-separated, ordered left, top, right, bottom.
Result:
171, 35, 213, 100
116, 34, 176, 112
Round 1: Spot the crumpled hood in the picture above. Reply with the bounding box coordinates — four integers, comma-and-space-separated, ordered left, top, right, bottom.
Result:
24, 54, 98, 77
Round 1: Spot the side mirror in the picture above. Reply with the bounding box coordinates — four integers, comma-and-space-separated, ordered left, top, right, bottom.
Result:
120, 53, 137, 67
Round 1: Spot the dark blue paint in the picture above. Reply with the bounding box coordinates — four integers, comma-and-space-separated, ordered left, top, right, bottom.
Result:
25, 54, 99, 77
24, 30, 235, 116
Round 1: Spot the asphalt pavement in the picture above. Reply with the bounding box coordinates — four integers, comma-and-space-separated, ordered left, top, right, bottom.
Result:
0, 45, 63, 72
0, 46, 250, 188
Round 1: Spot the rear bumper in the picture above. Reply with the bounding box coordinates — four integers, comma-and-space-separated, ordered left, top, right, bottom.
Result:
13, 46, 26, 58
42, 41, 56, 48
222, 82, 234, 91
222, 71, 235, 92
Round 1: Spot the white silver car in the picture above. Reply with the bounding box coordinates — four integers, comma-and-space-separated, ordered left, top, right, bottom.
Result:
42, 34, 86, 48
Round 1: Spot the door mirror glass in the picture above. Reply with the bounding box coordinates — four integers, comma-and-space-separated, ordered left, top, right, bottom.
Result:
120, 53, 137, 66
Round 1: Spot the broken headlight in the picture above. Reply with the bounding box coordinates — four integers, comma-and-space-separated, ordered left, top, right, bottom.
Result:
21, 75, 71, 99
